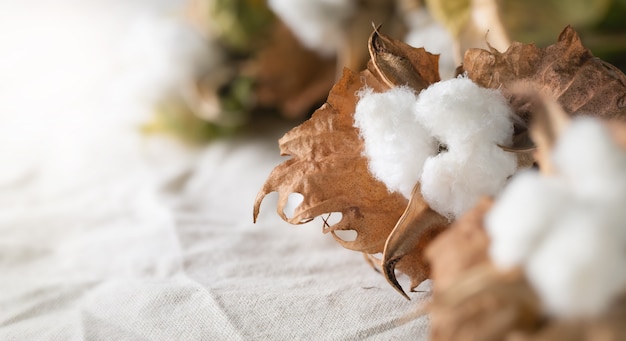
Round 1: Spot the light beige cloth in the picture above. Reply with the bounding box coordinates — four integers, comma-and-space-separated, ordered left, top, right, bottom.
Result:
0, 125, 431, 340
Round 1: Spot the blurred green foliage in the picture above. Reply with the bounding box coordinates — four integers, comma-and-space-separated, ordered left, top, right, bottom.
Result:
147, 1, 274, 144
152, 0, 626, 144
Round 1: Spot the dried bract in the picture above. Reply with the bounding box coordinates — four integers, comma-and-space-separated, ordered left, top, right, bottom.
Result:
463, 26, 626, 122
253, 67, 408, 254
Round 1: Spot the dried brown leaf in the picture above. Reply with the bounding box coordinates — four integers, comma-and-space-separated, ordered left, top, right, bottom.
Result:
254, 30, 444, 291
425, 197, 493, 292
463, 26, 626, 123
253, 67, 407, 254
382, 184, 449, 299
429, 266, 543, 341
368, 27, 441, 90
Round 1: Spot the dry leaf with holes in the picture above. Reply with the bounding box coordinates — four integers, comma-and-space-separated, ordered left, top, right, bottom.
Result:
253, 66, 407, 255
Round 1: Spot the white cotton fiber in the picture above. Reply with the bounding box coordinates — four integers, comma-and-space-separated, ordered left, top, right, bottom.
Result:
414, 77, 514, 145
486, 117, 626, 318
416, 77, 517, 219
354, 87, 435, 199
421, 143, 517, 219
354, 77, 517, 219
486, 172, 568, 269
268, 0, 354, 56
526, 209, 626, 317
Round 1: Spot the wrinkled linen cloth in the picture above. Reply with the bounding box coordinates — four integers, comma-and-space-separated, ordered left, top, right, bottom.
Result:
0, 125, 431, 340
0, 1, 429, 340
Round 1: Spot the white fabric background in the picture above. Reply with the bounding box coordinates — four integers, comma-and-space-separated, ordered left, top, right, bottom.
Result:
0, 1, 430, 339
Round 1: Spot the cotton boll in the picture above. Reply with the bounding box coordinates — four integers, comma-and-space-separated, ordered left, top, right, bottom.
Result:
268, 0, 354, 56
354, 87, 435, 198
414, 77, 514, 146
526, 208, 626, 317
486, 117, 626, 318
415, 77, 517, 218
357, 77, 518, 219
486, 171, 568, 269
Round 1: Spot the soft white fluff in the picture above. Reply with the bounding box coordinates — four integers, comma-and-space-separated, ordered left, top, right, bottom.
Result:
416, 78, 517, 218
486, 172, 568, 268
486, 117, 626, 318
354, 87, 435, 199
354, 77, 517, 219
268, 0, 354, 56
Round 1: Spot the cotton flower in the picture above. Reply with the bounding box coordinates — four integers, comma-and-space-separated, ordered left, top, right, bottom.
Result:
486, 117, 626, 318
354, 77, 517, 219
